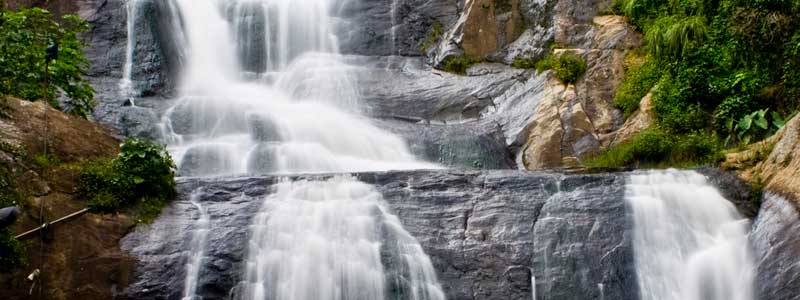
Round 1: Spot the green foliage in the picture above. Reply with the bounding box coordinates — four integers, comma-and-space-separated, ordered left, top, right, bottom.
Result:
0, 156, 26, 271
0, 228, 27, 272
586, 127, 722, 168
441, 55, 478, 75
614, 54, 663, 118
77, 138, 176, 220
512, 57, 537, 69
0, 7, 95, 118
723, 108, 786, 146
611, 0, 799, 158
536, 53, 587, 84
420, 21, 443, 52
645, 15, 708, 61
651, 75, 709, 133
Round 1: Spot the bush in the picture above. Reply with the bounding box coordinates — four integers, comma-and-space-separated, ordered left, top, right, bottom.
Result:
536, 53, 587, 84
0, 7, 95, 118
0, 229, 27, 272
652, 75, 709, 133
441, 55, 477, 75
586, 127, 721, 168
0, 161, 26, 271
512, 57, 537, 69
420, 21, 443, 52
614, 54, 663, 118
77, 138, 176, 220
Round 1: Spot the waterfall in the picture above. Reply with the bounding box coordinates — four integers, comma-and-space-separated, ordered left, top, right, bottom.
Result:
182, 190, 211, 300
132, 0, 446, 299
242, 177, 445, 300
627, 170, 754, 300
161, 0, 435, 176
119, 0, 139, 97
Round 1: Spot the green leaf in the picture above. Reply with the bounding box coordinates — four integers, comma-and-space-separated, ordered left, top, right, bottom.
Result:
133, 177, 144, 184
754, 115, 769, 130
772, 111, 786, 129
739, 114, 752, 132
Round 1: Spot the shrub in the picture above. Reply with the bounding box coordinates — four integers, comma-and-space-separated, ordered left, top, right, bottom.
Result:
536, 53, 587, 84
586, 127, 721, 168
0, 7, 95, 118
420, 21, 443, 52
652, 75, 709, 133
512, 57, 537, 69
77, 138, 176, 220
441, 55, 477, 75
0, 161, 26, 271
0, 229, 27, 272
614, 54, 663, 118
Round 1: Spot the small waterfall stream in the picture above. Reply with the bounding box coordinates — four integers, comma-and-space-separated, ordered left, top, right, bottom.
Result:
242, 177, 444, 300
627, 170, 754, 300
182, 190, 211, 300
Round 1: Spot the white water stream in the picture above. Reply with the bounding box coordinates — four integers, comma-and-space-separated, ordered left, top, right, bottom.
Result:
627, 170, 754, 300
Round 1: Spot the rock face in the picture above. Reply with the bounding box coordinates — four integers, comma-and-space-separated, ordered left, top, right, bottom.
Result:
122, 170, 638, 300
610, 92, 654, 147
0, 97, 135, 300
750, 194, 800, 300
518, 16, 640, 169
0, 97, 119, 161
757, 114, 800, 202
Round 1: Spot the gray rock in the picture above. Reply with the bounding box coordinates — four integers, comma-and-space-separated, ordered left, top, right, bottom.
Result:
178, 145, 237, 177
122, 170, 639, 300
374, 119, 514, 169
116, 106, 164, 141
750, 194, 800, 300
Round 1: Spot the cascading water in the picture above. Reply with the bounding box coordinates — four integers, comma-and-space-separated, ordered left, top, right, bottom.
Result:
134, 0, 445, 299
161, 0, 435, 176
627, 170, 754, 300
119, 0, 139, 97
182, 190, 211, 300
242, 177, 445, 300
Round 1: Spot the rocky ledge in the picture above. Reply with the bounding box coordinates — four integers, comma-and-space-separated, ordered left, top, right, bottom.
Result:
122, 170, 637, 300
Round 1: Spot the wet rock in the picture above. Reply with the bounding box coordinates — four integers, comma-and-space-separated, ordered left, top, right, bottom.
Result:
335, 0, 460, 57
122, 170, 638, 300
375, 119, 514, 169
750, 194, 800, 300
116, 106, 164, 141
178, 145, 238, 177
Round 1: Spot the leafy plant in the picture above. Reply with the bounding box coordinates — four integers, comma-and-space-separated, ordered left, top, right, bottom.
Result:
0, 7, 95, 118
614, 53, 663, 118
440, 55, 478, 75
512, 57, 537, 69
0, 160, 26, 271
77, 138, 176, 219
0, 228, 27, 272
420, 21, 443, 52
586, 127, 721, 168
724, 109, 786, 146
536, 52, 587, 84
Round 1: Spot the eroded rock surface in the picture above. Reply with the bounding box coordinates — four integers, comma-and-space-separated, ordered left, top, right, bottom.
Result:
122, 170, 637, 300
